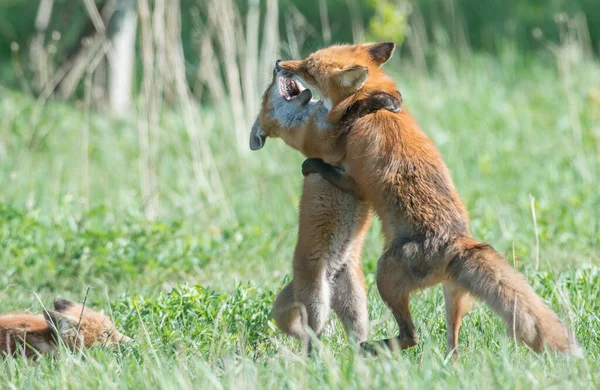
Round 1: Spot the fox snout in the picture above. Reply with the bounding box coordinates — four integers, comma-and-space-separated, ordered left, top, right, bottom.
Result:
274, 60, 293, 79
275, 60, 302, 78
115, 332, 134, 344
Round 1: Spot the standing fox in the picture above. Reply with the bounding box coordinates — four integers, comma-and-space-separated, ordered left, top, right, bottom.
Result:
251, 68, 400, 352
270, 42, 581, 356
0, 298, 132, 357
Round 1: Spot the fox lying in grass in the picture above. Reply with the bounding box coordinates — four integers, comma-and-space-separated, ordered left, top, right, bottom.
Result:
251, 67, 400, 353
0, 298, 132, 357
268, 42, 581, 356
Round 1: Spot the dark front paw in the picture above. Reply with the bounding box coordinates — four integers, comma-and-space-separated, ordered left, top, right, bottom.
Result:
380, 92, 402, 114
302, 158, 326, 177
388, 94, 402, 113
368, 92, 402, 114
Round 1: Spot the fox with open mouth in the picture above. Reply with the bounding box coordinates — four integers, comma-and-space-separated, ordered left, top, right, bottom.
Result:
272, 41, 581, 356
251, 66, 400, 354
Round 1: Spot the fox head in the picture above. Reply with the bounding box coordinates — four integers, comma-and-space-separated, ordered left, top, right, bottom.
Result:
250, 66, 331, 151
43, 298, 132, 349
275, 42, 397, 112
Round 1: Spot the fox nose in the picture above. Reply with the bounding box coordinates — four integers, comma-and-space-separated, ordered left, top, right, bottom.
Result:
118, 333, 133, 344
275, 59, 282, 71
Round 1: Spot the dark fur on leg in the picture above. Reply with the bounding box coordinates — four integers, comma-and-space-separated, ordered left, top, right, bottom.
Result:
302, 159, 363, 200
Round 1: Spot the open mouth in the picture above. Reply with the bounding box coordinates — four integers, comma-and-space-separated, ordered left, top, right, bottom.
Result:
278, 77, 304, 100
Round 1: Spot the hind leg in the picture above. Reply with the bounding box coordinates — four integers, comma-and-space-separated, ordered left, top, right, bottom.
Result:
272, 277, 330, 355
331, 263, 369, 344
383, 293, 419, 350
293, 271, 331, 352
443, 281, 474, 356
371, 241, 447, 351
272, 281, 306, 339
374, 247, 420, 350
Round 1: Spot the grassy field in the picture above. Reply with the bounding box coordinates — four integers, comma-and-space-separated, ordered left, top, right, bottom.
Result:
1, 45, 599, 388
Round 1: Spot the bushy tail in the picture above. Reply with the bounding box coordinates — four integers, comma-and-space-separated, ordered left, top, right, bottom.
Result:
447, 237, 581, 355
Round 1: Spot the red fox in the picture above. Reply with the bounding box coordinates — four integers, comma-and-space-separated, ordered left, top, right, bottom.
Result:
251, 67, 400, 353
275, 42, 581, 356
0, 298, 132, 357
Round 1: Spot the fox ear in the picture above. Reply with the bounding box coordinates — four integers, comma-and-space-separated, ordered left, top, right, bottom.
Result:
44, 310, 79, 338
54, 298, 76, 312
336, 65, 369, 91
297, 88, 312, 106
250, 118, 266, 151
366, 42, 396, 66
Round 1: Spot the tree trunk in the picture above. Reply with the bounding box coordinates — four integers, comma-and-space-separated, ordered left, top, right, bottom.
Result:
107, 0, 137, 116
30, 0, 55, 93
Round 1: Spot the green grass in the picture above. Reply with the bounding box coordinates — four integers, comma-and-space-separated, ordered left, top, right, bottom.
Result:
0, 47, 599, 388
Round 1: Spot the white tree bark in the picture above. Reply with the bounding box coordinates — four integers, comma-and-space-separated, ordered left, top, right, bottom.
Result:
108, 0, 137, 116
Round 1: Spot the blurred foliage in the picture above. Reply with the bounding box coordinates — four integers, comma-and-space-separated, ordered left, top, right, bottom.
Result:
114, 283, 277, 358
366, 0, 410, 44
279, 0, 376, 44
417, 0, 599, 53
0, 0, 598, 87
0, 203, 260, 293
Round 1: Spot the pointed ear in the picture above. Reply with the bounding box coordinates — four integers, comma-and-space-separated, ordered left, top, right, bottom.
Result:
366, 42, 396, 66
44, 310, 79, 338
297, 88, 312, 106
336, 65, 369, 91
250, 118, 266, 151
54, 298, 76, 312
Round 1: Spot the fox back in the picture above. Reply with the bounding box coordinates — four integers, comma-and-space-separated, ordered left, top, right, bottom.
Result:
278, 43, 468, 242
0, 313, 55, 356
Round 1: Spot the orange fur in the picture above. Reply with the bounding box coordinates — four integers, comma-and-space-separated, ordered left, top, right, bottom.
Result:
0, 298, 132, 358
0, 314, 55, 357
278, 42, 581, 356
253, 71, 371, 352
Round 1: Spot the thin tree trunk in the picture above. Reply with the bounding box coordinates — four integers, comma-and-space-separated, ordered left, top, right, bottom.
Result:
108, 0, 137, 116
30, 0, 55, 93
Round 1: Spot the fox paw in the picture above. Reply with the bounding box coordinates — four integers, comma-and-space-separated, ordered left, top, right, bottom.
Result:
302, 158, 326, 177
360, 335, 419, 356
360, 341, 380, 356
383, 335, 419, 350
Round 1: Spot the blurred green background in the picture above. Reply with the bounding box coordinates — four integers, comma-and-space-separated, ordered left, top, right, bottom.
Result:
1, 0, 599, 88
0, 1, 598, 388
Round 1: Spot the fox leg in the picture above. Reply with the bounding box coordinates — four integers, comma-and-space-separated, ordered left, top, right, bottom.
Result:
301, 159, 363, 200
443, 281, 474, 356
272, 276, 331, 354
273, 173, 371, 355
330, 262, 369, 344
380, 292, 419, 351
293, 271, 331, 354
272, 281, 306, 339
372, 245, 422, 351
